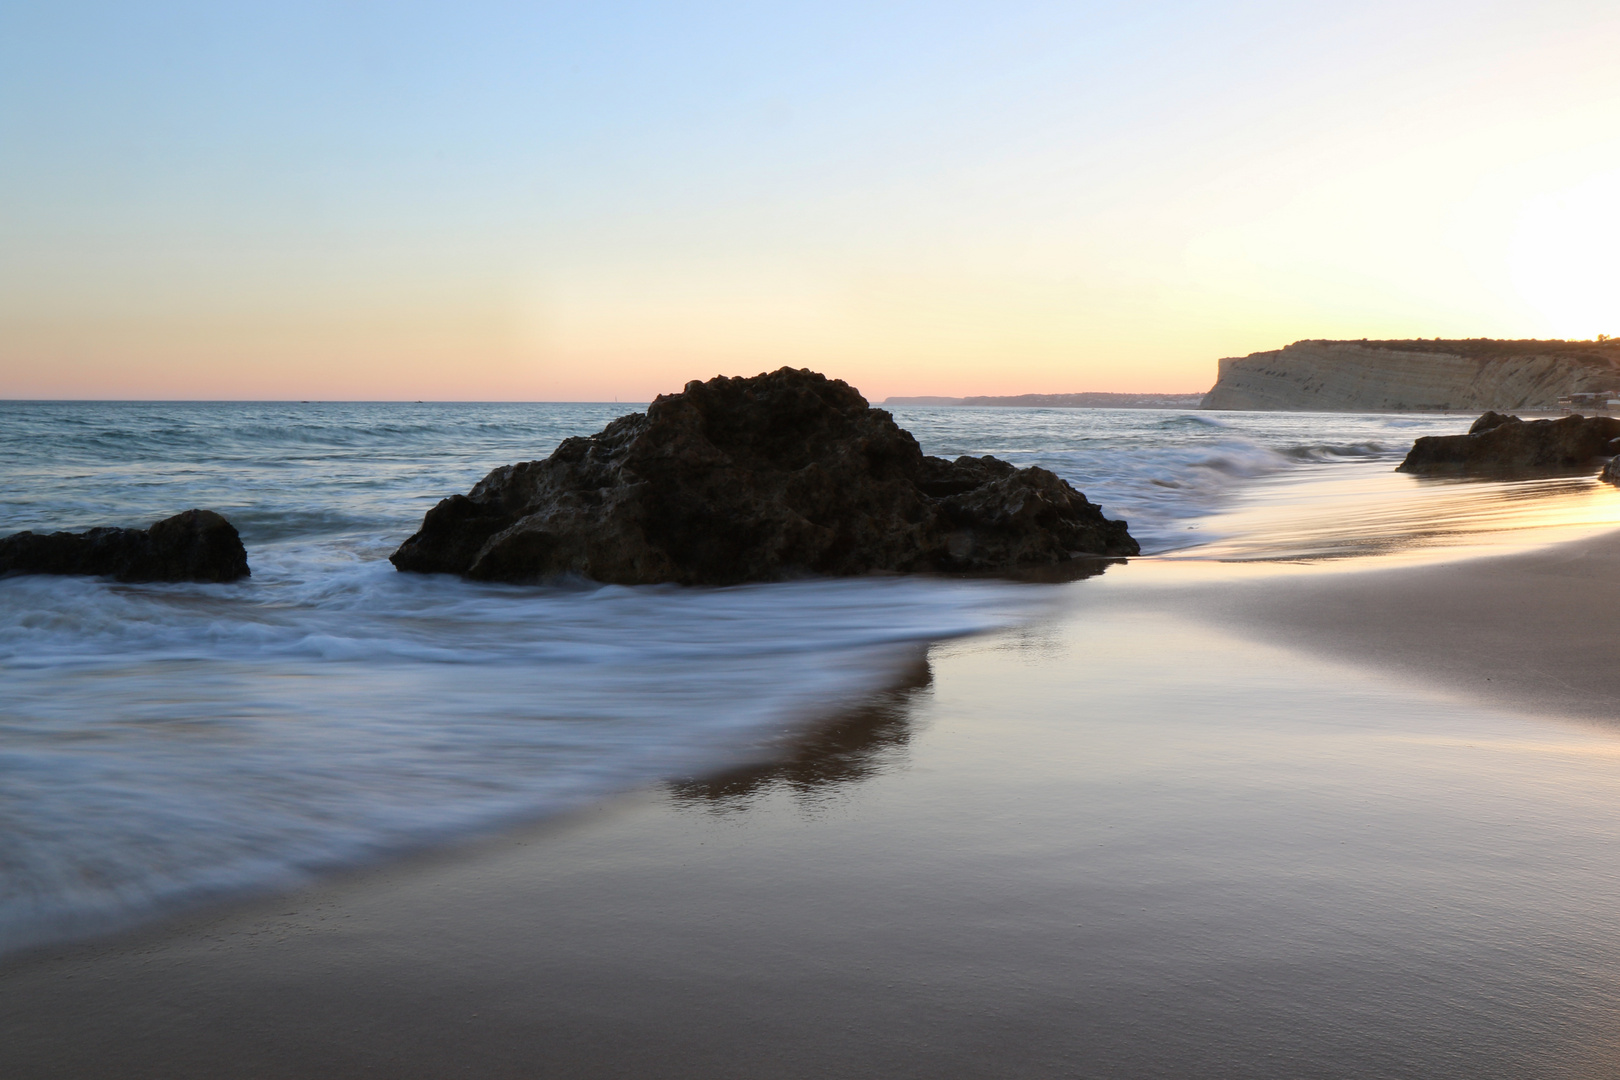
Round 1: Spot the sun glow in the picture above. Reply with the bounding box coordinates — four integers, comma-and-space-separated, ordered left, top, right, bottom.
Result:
1510, 169, 1620, 339
4, 4, 1620, 399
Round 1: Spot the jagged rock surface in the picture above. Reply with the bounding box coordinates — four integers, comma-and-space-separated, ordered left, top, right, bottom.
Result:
1202, 340, 1620, 412
392, 368, 1139, 585
1398, 413, 1620, 474
0, 509, 250, 582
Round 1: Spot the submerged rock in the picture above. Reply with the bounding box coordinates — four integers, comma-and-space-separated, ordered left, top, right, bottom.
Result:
0, 509, 250, 583
392, 368, 1139, 585
1397, 413, 1620, 475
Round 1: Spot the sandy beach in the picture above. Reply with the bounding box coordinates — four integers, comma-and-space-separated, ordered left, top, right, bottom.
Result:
8, 527, 1620, 1078
1196, 534, 1620, 721
7, 0, 1615, 1072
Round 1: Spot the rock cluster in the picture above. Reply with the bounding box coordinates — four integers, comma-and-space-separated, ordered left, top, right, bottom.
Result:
1397, 412, 1620, 475
0, 509, 250, 583
391, 368, 1139, 585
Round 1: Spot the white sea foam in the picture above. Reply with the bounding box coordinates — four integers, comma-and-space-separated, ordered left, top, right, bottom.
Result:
887, 405, 1433, 549
0, 560, 1054, 957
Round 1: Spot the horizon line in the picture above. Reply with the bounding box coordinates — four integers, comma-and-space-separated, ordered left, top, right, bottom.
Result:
1, 391, 1210, 405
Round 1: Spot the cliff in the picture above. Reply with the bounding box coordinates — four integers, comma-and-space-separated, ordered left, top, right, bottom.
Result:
1201, 340, 1620, 412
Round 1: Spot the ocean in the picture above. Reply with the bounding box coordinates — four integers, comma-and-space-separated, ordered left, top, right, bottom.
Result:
3, 400, 1617, 959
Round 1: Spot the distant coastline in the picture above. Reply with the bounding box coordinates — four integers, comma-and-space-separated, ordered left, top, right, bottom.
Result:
889, 338, 1620, 416
884, 392, 1207, 409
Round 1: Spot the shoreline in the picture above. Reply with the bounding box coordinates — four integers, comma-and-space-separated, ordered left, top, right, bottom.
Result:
10, 529, 1620, 1076
1194, 531, 1620, 723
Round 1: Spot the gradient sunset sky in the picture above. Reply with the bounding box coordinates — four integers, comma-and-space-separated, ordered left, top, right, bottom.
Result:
4, 1, 1618, 401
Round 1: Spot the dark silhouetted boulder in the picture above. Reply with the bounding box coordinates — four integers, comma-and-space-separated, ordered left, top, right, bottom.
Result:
1468, 410, 1521, 435
392, 368, 1139, 585
0, 509, 250, 583
1398, 413, 1620, 475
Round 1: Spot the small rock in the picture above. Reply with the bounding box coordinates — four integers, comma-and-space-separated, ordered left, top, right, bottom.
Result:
1467, 410, 1522, 435
0, 509, 251, 583
1398, 413, 1620, 475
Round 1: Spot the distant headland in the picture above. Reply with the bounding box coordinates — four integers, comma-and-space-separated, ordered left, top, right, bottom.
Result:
883, 392, 1207, 409
885, 339, 1620, 414
1201, 338, 1620, 412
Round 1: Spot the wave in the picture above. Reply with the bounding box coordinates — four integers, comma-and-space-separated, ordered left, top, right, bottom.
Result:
881, 407, 1452, 552
0, 400, 1478, 957
0, 563, 1057, 960
1281, 441, 1394, 462
1154, 413, 1232, 430
984, 438, 1327, 549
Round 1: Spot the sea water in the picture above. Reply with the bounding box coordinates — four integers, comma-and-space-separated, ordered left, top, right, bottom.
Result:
0, 400, 1597, 958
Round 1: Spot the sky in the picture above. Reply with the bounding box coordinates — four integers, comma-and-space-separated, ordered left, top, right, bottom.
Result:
3, 1, 1619, 401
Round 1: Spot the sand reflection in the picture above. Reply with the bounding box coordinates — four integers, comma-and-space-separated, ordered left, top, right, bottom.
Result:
668, 657, 933, 813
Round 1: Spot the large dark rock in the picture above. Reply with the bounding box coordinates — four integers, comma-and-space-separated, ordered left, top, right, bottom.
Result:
0, 509, 250, 583
1397, 413, 1620, 475
392, 368, 1139, 585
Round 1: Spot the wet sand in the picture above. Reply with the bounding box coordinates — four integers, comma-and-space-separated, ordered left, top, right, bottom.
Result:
10, 537, 1620, 1078
1184, 530, 1620, 721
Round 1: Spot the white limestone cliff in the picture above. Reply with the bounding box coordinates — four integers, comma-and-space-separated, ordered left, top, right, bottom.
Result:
1202, 341, 1620, 412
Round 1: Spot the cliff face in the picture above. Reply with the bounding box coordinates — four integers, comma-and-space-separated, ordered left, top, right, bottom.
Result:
1201, 340, 1620, 412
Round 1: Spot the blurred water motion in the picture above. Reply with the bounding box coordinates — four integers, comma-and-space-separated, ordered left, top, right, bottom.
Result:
1166, 459, 1620, 562
0, 400, 1606, 958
